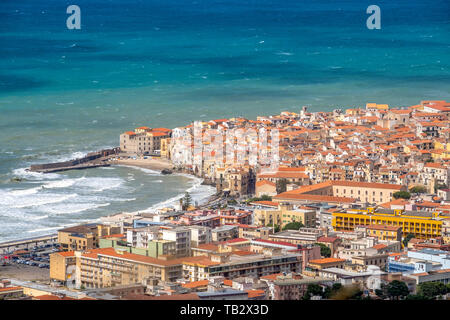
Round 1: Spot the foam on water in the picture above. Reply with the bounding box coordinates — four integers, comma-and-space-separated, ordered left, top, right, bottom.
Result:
40, 202, 111, 215
119, 165, 162, 176
12, 167, 61, 180
76, 177, 125, 192
11, 193, 78, 209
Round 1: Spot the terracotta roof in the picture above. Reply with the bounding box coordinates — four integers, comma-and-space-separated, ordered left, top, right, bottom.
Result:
309, 258, 346, 265
0, 286, 22, 292
255, 180, 276, 187
274, 193, 356, 203
260, 273, 283, 281
317, 236, 339, 243
223, 279, 233, 287
246, 289, 265, 298
81, 247, 206, 267
56, 251, 76, 257
250, 200, 278, 207
181, 280, 209, 289
372, 244, 388, 250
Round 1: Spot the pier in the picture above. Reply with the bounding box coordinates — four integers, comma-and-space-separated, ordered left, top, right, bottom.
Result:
28, 147, 120, 173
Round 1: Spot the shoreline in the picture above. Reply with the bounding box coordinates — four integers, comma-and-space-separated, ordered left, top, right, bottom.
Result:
111, 157, 175, 171
1, 160, 218, 248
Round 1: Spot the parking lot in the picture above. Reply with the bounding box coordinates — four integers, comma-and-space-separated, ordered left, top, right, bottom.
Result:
1, 243, 61, 275
0, 263, 50, 282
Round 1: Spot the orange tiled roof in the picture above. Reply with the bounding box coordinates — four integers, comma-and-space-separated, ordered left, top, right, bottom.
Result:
181, 280, 209, 289
309, 258, 346, 265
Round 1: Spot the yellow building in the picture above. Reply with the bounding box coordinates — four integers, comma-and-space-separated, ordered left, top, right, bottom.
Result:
254, 203, 316, 228
57, 223, 121, 251
50, 251, 77, 284
160, 137, 171, 159
355, 224, 403, 241
332, 207, 443, 240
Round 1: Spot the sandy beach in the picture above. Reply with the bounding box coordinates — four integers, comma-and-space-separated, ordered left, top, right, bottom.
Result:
112, 157, 175, 171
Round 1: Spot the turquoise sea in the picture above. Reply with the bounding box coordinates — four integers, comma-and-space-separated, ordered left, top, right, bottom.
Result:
0, 0, 449, 241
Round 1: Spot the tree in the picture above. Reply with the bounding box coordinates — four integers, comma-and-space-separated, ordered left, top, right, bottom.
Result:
402, 233, 415, 248
282, 221, 304, 231
331, 284, 363, 300
332, 283, 343, 292
276, 178, 288, 194
409, 186, 426, 194
314, 243, 331, 258
418, 282, 448, 299
386, 280, 409, 300
245, 195, 272, 203
323, 283, 343, 299
181, 192, 192, 210
302, 284, 323, 299
393, 191, 411, 199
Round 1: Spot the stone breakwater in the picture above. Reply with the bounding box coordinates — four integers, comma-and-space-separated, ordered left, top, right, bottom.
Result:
28, 148, 120, 173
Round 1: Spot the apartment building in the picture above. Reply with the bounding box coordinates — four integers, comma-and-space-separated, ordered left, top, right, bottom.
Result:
49, 251, 77, 286
236, 224, 271, 240
304, 258, 346, 277
58, 223, 121, 251
183, 251, 303, 282
332, 207, 443, 240
161, 227, 191, 257
268, 228, 324, 245
126, 226, 160, 248
188, 226, 212, 247
351, 253, 389, 271
256, 168, 310, 186
355, 224, 402, 242
211, 225, 238, 242
76, 248, 187, 288
120, 127, 171, 155
253, 203, 316, 228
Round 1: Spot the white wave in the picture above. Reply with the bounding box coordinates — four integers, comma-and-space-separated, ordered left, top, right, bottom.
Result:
11, 193, 78, 209
52, 151, 87, 163
44, 178, 78, 189
139, 173, 215, 213
28, 215, 49, 221
152, 180, 163, 183
8, 187, 41, 196
276, 51, 294, 56
75, 177, 124, 192
27, 226, 64, 233
12, 167, 60, 180
119, 165, 162, 176
41, 202, 111, 215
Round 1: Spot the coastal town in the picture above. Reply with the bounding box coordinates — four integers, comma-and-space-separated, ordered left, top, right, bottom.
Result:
3, 99, 450, 300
